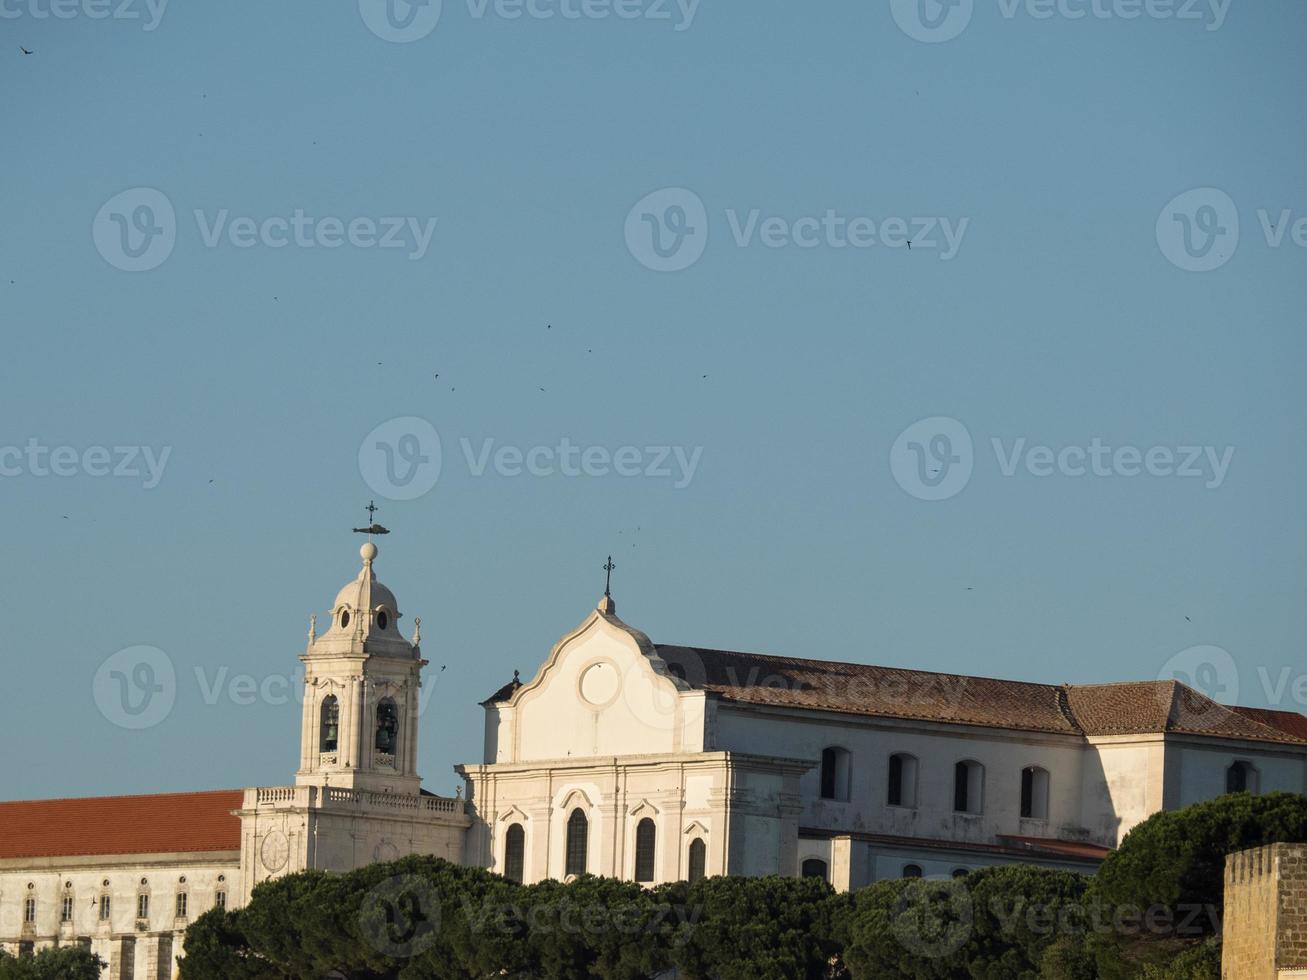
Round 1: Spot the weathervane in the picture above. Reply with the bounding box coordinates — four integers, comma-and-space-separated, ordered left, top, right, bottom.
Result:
353, 500, 390, 536
603, 556, 616, 598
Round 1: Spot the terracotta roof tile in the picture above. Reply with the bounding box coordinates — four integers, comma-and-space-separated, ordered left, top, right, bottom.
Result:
654, 646, 1081, 734
0, 789, 242, 861
1229, 705, 1307, 742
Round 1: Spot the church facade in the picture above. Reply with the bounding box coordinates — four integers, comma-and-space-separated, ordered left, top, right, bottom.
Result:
3, 540, 1306, 976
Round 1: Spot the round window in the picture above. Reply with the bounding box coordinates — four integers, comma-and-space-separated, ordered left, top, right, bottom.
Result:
340, 610, 351, 629
377, 611, 388, 630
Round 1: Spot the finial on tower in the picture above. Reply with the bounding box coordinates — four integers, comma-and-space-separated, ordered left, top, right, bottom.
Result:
308, 613, 317, 643
412, 616, 422, 645
603, 556, 616, 598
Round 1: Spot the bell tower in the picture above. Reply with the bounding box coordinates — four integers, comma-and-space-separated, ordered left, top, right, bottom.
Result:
295, 539, 426, 795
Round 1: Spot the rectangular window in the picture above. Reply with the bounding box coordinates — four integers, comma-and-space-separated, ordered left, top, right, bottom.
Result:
888, 754, 903, 806
137, 894, 149, 920
175, 893, 188, 918
61, 896, 74, 923
1020, 768, 1033, 818
24, 898, 36, 923
99, 896, 111, 921
954, 763, 969, 812
215, 891, 227, 911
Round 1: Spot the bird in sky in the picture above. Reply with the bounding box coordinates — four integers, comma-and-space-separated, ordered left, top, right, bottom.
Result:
19, 47, 33, 55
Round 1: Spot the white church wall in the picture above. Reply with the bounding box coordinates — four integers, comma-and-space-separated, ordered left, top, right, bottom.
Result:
711, 704, 1092, 845
509, 628, 705, 762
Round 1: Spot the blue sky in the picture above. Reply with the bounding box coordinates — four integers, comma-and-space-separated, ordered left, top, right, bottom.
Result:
1, 0, 1304, 800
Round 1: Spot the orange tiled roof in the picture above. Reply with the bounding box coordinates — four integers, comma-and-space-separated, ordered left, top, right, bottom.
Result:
1230, 705, 1307, 742
0, 789, 242, 860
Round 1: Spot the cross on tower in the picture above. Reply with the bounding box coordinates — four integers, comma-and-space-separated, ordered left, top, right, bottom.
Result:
603, 556, 616, 598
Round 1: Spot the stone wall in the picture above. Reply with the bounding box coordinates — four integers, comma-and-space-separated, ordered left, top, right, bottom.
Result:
1222, 843, 1307, 980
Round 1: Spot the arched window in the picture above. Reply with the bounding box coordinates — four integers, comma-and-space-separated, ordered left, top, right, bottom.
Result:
375, 698, 399, 755
819, 747, 851, 802
635, 818, 657, 883
903, 864, 923, 879
954, 760, 984, 814
1021, 766, 1050, 819
504, 824, 525, 884
319, 696, 339, 753
952, 868, 970, 879
888, 753, 919, 807
1226, 760, 1259, 794
565, 808, 588, 877
801, 858, 828, 881
687, 838, 706, 883
23, 898, 35, 924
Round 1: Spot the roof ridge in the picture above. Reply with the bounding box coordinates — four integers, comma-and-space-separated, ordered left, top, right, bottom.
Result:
655, 643, 1066, 690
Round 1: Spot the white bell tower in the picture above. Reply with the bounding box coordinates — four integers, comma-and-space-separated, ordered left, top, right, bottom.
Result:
295, 539, 425, 795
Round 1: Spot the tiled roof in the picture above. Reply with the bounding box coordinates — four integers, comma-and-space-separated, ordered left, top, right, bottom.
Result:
1230, 706, 1307, 742
0, 789, 242, 861
656, 646, 1081, 734
647, 646, 1307, 746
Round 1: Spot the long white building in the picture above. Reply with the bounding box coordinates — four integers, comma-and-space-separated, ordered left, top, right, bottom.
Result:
3, 539, 1305, 977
